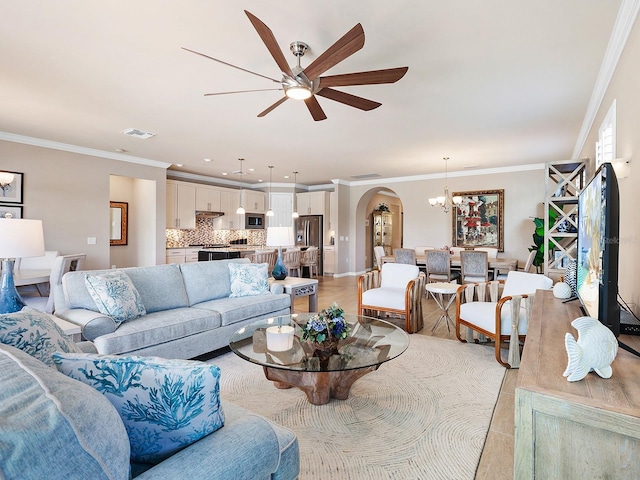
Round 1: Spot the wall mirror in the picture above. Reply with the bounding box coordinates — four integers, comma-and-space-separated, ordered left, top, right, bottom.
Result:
110, 201, 128, 246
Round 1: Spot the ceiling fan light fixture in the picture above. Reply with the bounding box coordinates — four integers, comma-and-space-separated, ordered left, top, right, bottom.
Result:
284, 85, 312, 100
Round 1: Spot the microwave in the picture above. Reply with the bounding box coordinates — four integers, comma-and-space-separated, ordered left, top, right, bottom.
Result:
245, 214, 265, 229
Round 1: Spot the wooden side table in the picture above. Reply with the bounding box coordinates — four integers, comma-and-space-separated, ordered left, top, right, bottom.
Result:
51, 315, 82, 342
269, 277, 318, 312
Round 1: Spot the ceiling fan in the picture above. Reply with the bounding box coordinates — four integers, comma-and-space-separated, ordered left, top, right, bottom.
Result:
182, 10, 408, 121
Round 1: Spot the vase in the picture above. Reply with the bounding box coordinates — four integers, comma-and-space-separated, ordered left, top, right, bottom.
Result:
312, 339, 339, 369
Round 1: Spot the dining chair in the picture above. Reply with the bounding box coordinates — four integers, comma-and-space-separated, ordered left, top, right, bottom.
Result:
373, 245, 385, 270
460, 250, 490, 283
425, 250, 460, 284
414, 246, 435, 256
474, 247, 498, 258
393, 248, 416, 265
282, 249, 302, 277
496, 250, 536, 280
358, 263, 425, 333
455, 270, 553, 367
250, 249, 277, 272
301, 247, 319, 277
23, 253, 86, 313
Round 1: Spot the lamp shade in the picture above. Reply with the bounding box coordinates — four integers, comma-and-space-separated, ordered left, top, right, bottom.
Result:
266, 226, 294, 247
0, 219, 45, 259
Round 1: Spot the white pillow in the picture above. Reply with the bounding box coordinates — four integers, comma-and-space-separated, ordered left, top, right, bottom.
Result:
85, 271, 146, 326
52, 352, 225, 464
228, 262, 270, 298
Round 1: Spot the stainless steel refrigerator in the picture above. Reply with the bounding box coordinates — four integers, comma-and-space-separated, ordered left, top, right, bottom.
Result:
295, 215, 323, 275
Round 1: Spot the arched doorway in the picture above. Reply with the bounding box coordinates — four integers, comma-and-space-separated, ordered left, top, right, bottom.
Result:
355, 187, 403, 271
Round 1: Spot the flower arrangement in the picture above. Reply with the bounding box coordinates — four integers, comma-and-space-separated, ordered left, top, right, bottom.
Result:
301, 302, 349, 344
374, 203, 390, 213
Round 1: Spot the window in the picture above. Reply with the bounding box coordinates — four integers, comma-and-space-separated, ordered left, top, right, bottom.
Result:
596, 99, 616, 168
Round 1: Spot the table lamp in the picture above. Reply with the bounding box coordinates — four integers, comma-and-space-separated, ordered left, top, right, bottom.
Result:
266, 226, 294, 280
0, 218, 45, 313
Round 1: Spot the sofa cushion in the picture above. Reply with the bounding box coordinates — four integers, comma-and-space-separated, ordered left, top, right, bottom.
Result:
63, 264, 190, 313
85, 271, 147, 326
0, 343, 130, 480
91, 308, 221, 355
228, 262, 270, 298
0, 307, 82, 366
193, 294, 291, 327
179, 258, 250, 305
53, 352, 225, 464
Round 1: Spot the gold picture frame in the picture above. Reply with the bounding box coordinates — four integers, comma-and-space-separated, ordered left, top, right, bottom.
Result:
451, 189, 504, 251
110, 201, 128, 246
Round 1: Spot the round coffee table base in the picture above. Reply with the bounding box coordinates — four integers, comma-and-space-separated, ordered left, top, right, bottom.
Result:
264, 365, 378, 405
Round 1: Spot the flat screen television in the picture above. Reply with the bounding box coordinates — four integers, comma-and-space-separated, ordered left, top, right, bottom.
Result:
576, 162, 620, 336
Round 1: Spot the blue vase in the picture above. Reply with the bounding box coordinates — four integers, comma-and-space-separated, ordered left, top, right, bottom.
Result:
272, 248, 288, 280
0, 259, 26, 314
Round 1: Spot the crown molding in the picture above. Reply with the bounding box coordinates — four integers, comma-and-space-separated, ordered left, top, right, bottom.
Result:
0, 131, 171, 169
572, 0, 640, 158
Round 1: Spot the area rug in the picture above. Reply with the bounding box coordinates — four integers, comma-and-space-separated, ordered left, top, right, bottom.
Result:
212, 335, 505, 480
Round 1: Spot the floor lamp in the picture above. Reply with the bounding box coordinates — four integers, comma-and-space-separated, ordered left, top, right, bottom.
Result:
0, 218, 45, 313
266, 226, 295, 280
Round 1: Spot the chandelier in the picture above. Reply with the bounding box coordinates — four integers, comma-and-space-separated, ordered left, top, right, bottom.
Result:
428, 157, 462, 213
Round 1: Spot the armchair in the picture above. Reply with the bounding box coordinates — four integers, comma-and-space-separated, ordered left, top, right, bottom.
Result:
358, 263, 425, 333
455, 271, 553, 368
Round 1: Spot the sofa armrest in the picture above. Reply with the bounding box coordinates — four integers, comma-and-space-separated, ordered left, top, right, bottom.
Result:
134, 414, 285, 480
55, 308, 116, 341
270, 283, 284, 295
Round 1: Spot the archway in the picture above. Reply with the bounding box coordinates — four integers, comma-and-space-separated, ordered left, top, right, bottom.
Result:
355, 187, 403, 272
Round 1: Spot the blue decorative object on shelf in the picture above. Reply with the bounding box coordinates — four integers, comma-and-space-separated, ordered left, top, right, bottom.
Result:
272, 248, 288, 280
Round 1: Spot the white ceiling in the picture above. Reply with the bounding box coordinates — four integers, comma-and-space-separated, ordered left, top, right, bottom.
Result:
0, 1, 624, 186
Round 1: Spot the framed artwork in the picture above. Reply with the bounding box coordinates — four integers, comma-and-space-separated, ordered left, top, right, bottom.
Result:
0, 205, 23, 219
451, 189, 504, 251
0, 171, 24, 204
110, 201, 128, 246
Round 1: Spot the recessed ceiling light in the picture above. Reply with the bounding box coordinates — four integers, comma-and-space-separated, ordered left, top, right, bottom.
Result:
222, 172, 228, 176
175, 163, 183, 167
248, 168, 255, 172
258, 179, 264, 182
284, 175, 290, 179
204, 158, 212, 162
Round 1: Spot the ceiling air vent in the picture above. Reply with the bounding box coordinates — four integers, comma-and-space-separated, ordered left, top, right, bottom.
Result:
350, 173, 381, 180
122, 128, 155, 139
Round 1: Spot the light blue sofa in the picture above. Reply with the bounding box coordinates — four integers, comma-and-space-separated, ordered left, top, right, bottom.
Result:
54, 258, 291, 358
0, 340, 300, 480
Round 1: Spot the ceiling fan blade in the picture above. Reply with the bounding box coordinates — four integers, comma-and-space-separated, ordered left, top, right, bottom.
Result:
304, 96, 328, 121
257, 96, 289, 117
302, 23, 365, 80
244, 11, 293, 77
319, 67, 408, 88
315, 88, 381, 111
205, 88, 283, 96
181, 47, 280, 83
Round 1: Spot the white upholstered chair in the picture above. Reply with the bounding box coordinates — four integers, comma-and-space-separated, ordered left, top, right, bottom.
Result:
358, 263, 425, 333
496, 249, 536, 280
455, 270, 553, 368
373, 245, 385, 270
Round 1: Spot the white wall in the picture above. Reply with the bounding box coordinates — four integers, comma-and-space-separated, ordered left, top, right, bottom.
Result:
0, 140, 167, 269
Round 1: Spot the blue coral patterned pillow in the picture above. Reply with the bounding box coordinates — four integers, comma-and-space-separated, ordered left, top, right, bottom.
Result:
52, 352, 225, 464
85, 271, 146, 326
0, 307, 82, 366
228, 262, 270, 298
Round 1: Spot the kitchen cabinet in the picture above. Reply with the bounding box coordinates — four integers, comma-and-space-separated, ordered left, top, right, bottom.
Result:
215, 189, 242, 229
323, 246, 335, 275
185, 248, 200, 262
242, 190, 266, 213
166, 248, 186, 264
166, 181, 196, 229
297, 191, 329, 216
195, 186, 221, 212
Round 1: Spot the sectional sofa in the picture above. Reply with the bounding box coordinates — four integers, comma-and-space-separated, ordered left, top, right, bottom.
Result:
54, 258, 291, 358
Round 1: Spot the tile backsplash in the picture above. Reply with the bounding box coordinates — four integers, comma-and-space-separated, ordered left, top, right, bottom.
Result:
166, 217, 266, 247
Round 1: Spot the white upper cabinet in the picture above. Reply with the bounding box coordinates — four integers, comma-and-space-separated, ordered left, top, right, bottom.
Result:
166, 180, 196, 229
242, 190, 266, 213
195, 186, 222, 212
297, 192, 329, 216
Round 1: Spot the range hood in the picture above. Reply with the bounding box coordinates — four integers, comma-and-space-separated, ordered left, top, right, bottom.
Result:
195, 210, 225, 218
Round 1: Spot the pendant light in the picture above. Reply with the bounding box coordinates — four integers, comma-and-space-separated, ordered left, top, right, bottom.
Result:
291, 171, 299, 219
236, 158, 245, 215
428, 157, 462, 213
266, 165, 274, 217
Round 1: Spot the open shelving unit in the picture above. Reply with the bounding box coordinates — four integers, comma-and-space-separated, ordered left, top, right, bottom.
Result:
543, 160, 586, 276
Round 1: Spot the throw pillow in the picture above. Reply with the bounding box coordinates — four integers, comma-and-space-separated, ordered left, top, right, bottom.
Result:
0, 307, 82, 366
228, 262, 270, 298
85, 271, 146, 326
52, 352, 225, 464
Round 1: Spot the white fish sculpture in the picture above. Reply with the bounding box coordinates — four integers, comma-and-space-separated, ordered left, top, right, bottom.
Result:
563, 316, 618, 382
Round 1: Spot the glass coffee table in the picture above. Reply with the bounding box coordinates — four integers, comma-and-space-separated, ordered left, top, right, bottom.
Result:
229, 313, 410, 405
